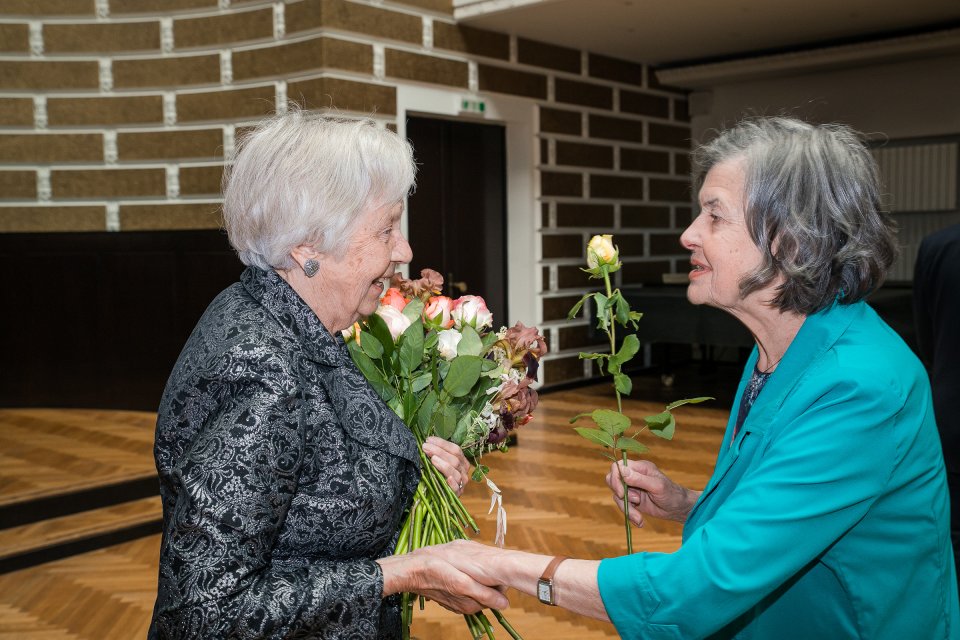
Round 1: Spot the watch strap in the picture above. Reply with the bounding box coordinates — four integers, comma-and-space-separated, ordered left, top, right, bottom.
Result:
537, 555, 568, 605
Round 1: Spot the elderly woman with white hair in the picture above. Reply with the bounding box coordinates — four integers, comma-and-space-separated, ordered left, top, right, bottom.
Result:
422, 117, 959, 638
148, 111, 507, 639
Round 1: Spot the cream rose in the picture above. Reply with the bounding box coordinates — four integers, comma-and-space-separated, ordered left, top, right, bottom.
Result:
437, 328, 463, 360
587, 234, 619, 269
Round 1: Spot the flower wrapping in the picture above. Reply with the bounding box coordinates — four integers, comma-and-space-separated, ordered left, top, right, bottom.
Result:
344, 269, 546, 640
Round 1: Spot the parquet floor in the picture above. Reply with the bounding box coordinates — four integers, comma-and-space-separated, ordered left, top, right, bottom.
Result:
0, 409, 157, 507
0, 385, 728, 639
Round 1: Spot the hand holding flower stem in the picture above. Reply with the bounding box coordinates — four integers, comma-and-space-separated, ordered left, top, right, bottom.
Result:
568, 235, 710, 554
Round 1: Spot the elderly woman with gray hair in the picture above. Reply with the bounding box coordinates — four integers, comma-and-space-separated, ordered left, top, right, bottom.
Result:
423, 117, 959, 638
148, 111, 507, 639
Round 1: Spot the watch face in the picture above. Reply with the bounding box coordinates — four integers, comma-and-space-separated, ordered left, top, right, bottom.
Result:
537, 580, 551, 603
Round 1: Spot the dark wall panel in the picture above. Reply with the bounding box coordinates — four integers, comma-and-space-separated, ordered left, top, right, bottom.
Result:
0, 230, 243, 410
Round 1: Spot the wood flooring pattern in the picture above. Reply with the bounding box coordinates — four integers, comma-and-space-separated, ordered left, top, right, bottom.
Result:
0, 409, 157, 507
0, 387, 728, 640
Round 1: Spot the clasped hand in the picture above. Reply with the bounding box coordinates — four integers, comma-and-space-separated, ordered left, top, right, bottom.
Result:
378, 548, 508, 615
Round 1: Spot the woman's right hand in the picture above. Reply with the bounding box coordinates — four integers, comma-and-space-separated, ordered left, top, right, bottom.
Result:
376, 552, 509, 615
606, 459, 700, 527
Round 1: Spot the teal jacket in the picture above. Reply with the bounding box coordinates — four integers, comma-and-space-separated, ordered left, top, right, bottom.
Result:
598, 301, 959, 639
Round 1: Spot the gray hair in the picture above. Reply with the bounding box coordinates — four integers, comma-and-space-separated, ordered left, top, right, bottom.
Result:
693, 116, 897, 315
223, 109, 416, 270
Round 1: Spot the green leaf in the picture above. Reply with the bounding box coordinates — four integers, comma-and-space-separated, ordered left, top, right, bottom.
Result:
410, 371, 432, 393
569, 412, 591, 424
616, 437, 649, 455
480, 358, 498, 372
401, 298, 425, 322
612, 334, 640, 366
366, 313, 394, 359
645, 411, 676, 440
432, 403, 458, 440
402, 390, 416, 426
416, 390, 438, 438
359, 331, 384, 360
347, 342, 395, 403
398, 320, 425, 375
592, 409, 631, 436
578, 352, 605, 361
443, 355, 483, 398
481, 331, 499, 350
614, 372, 633, 395
567, 293, 592, 320
628, 311, 644, 329
450, 411, 473, 446
471, 465, 490, 482
614, 292, 630, 327
424, 330, 439, 352
665, 396, 714, 411
574, 427, 614, 448
457, 325, 483, 356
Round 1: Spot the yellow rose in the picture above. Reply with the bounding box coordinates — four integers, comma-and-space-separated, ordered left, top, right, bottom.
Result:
587, 234, 619, 269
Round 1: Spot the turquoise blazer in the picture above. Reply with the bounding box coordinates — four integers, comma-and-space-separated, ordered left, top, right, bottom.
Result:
598, 301, 959, 639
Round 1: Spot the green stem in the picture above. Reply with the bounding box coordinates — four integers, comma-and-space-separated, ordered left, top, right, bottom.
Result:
492, 609, 523, 640
620, 449, 633, 554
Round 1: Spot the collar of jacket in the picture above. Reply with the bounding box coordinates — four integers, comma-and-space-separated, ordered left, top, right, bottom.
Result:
241, 265, 421, 466
241, 265, 348, 368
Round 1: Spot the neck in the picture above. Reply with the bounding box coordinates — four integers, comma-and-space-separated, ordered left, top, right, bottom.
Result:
730, 303, 806, 373
275, 267, 340, 334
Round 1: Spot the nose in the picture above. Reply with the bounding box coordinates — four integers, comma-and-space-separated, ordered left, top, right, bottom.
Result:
680, 214, 701, 251
393, 232, 413, 265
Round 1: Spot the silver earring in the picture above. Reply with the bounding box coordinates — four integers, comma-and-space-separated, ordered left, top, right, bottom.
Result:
303, 259, 319, 278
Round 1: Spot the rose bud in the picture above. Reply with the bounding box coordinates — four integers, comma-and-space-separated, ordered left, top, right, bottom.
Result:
341, 321, 362, 345
375, 304, 412, 342
437, 328, 463, 360
587, 234, 620, 270
381, 287, 409, 311
423, 295, 455, 329
451, 295, 493, 331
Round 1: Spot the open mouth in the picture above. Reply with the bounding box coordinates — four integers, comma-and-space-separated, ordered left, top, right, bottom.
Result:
689, 260, 709, 278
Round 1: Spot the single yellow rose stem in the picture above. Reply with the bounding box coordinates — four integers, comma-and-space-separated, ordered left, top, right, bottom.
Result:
602, 267, 633, 555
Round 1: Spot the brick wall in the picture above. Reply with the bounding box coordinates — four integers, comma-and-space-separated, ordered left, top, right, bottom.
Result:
0, 0, 691, 386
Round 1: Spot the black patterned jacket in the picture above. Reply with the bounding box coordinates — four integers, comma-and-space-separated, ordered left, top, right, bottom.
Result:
149, 266, 421, 639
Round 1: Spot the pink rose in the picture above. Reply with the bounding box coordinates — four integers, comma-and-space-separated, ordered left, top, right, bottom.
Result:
381, 287, 408, 311
375, 305, 412, 342
423, 295, 455, 329
451, 295, 493, 331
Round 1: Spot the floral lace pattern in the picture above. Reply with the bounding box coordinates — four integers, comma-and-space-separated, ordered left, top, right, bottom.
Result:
150, 266, 420, 639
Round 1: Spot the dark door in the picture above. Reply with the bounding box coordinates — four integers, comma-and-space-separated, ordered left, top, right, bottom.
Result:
405, 116, 508, 325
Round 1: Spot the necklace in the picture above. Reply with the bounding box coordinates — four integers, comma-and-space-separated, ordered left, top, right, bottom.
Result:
756, 352, 784, 374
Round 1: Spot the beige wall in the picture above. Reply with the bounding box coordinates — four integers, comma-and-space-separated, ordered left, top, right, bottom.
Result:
0, 0, 691, 386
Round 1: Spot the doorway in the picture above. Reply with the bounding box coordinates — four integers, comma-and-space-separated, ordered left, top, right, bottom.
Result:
405, 116, 508, 324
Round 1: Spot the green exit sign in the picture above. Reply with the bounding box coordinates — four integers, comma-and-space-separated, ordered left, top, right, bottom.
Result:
460, 98, 486, 115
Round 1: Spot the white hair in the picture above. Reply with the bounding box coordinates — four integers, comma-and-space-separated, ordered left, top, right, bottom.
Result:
223, 109, 416, 270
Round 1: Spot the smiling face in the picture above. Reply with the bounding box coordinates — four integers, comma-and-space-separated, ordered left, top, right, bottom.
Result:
308, 199, 413, 332
680, 159, 769, 315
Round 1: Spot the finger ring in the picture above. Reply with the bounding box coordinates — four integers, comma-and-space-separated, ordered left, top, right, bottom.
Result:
457, 480, 464, 492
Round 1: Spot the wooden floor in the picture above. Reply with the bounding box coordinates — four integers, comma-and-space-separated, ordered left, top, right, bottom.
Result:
0, 385, 728, 640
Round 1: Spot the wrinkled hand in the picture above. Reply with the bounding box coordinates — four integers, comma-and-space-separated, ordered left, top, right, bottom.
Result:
377, 552, 508, 615
606, 459, 699, 527
423, 436, 470, 496
418, 540, 506, 588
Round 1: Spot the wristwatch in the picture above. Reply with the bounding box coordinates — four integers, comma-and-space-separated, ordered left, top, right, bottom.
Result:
536, 555, 568, 606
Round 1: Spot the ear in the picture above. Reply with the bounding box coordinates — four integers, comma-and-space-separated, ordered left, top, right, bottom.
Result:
290, 244, 320, 270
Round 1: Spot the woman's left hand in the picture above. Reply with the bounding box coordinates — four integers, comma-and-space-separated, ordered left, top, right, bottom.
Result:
423, 436, 470, 496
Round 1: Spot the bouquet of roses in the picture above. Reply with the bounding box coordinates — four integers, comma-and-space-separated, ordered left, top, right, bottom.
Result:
343, 268, 546, 640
